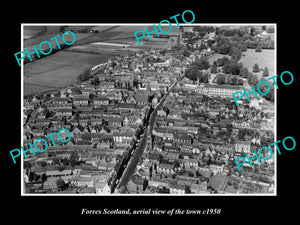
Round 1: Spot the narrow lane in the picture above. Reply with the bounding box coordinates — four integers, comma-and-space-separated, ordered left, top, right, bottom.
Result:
114, 74, 185, 191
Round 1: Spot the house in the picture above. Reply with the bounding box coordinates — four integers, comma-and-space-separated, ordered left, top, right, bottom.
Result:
232, 120, 250, 129
93, 96, 109, 106
45, 165, 73, 177
56, 108, 72, 117
190, 181, 208, 194
235, 140, 251, 153
134, 94, 148, 105
169, 183, 185, 194
73, 96, 89, 106
95, 182, 111, 194
76, 176, 94, 187
108, 117, 123, 128
197, 84, 243, 98
148, 176, 169, 188
181, 157, 198, 169
210, 164, 224, 174
98, 82, 115, 89
113, 132, 135, 143
53, 97, 68, 104
173, 132, 192, 144
116, 103, 136, 113
164, 145, 180, 153
157, 160, 174, 174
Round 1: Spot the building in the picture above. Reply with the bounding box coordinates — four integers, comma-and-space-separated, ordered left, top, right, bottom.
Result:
197, 84, 243, 97
235, 140, 251, 153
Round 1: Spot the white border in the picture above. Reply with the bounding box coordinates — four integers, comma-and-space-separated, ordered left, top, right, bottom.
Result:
21, 23, 277, 196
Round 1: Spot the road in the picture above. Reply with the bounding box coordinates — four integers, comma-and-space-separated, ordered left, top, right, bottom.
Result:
115, 74, 185, 190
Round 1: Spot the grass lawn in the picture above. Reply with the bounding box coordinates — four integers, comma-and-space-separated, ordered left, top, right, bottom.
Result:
239, 48, 275, 79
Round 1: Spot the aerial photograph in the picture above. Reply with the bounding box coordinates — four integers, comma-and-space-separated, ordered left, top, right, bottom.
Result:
22, 24, 276, 195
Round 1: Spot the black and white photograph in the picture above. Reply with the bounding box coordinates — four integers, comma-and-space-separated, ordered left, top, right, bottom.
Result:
3, 3, 299, 222
21, 24, 276, 196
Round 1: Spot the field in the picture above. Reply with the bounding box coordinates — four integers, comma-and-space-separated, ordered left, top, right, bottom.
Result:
24, 51, 111, 95
24, 26, 62, 47
24, 26, 45, 39
239, 49, 275, 79
23, 25, 171, 96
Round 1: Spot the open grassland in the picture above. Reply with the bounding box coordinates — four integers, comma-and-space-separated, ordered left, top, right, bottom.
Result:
239, 49, 275, 79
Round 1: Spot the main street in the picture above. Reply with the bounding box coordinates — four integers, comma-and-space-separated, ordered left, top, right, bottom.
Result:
115, 73, 185, 191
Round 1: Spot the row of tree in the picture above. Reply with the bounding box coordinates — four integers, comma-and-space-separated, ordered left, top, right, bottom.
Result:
184, 58, 210, 83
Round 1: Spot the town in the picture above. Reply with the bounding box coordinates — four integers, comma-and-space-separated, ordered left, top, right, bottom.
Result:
22, 24, 275, 194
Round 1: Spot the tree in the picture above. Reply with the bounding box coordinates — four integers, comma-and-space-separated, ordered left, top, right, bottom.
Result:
214, 36, 231, 54
24, 161, 32, 170
143, 178, 148, 191
41, 173, 47, 182
229, 44, 242, 62
185, 185, 192, 194
70, 151, 79, 166
195, 170, 201, 178
56, 178, 66, 191
188, 171, 194, 177
52, 157, 60, 165
58, 165, 65, 171
62, 158, 70, 166
222, 61, 241, 75
255, 45, 262, 52
262, 67, 269, 77
230, 76, 238, 85
33, 173, 40, 182
40, 161, 47, 167
192, 58, 210, 70
247, 72, 259, 86
252, 63, 260, 73
238, 129, 247, 140
29, 172, 34, 182
90, 76, 100, 85
183, 50, 191, 57
258, 78, 274, 102
210, 63, 218, 73
174, 160, 180, 168
216, 74, 226, 85
237, 79, 244, 85
240, 67, 249, 78
185, 67, 208, 83
216, 56, 230, 67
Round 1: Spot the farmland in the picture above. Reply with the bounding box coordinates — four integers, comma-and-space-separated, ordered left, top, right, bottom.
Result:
23, 25, 172, 96
24, 26, 46, 40
24, 51, 111, 95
